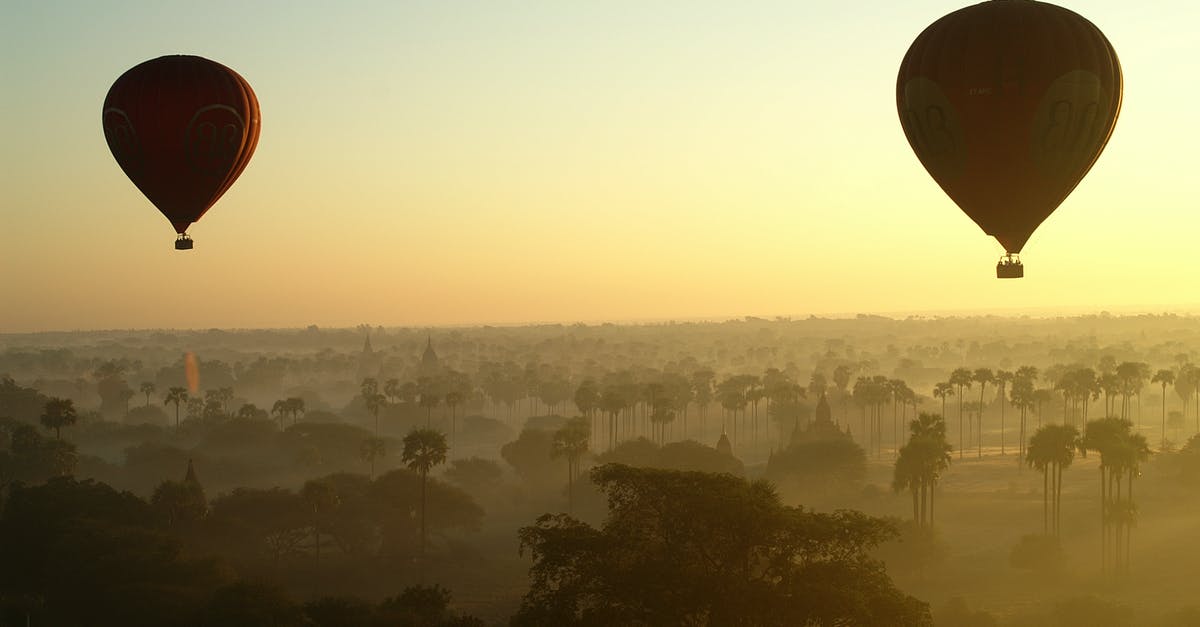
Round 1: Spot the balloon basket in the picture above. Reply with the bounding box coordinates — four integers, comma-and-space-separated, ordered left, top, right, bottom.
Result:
996, 255, 1023, 279
175, 235, 193, 250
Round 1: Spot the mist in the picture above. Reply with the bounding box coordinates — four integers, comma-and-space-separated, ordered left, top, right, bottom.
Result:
2, 315, 1199, 625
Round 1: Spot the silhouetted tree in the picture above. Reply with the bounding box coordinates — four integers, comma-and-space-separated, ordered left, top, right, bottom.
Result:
360, 437, 386, 479
1153, 369, 1176, 448
139, 381, 156, 407
551, 416, 590, 513
39, 398, 77, 441
949, 368, 973, 460
1026, 424, 1079, 537
515, 464, 931, 626
973, 368, 995, 458
164, 386, 188, 431
892, 413, 952, 527
401, 428, 449, 558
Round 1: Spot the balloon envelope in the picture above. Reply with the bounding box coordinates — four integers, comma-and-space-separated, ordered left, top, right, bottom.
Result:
897, 1, 1122, 254
103, 55, 261, 236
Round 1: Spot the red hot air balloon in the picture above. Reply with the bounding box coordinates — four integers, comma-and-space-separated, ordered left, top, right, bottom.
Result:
897, 1, 1122, 278
102, 55, 261, 249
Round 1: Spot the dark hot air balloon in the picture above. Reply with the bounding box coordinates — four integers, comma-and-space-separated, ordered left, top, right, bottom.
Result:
102, 55, 261, 249
897, 1, 1122, 278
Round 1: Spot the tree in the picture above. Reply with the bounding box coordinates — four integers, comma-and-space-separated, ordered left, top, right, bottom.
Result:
1026, 424, 1079, 537
933, 382, 954, 424
163, 387, 188, 431
236, 403, 268, 421
384, 378, 401, 405
1080, 418, 1151, 576
301, 479, 339, 565
364, 391, 386, 435
949, 368, 973, 459
892, 413, 952, 527
1153, 369, 1176, 449
285, 396, 306, 425
139, 381, 156, 407
551, 416, 590, 513
401, 428, 449, 558
514, 464, 931, 626
1010, 372, 1037, 462
39, 398, 77, 441
833, 364, 853, 424
360, 437, 386, 479
973, 368, 995, 458
271, 399, 289, 429
995, 370, 1013, 455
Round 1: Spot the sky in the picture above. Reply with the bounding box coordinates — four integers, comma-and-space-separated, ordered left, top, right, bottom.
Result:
2, 1, 1198, 332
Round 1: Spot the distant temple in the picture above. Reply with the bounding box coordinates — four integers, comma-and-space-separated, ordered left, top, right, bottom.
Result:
357, 333, 382, 379
184, 458, 200, 484
716, 430, 733, 457
419, 336, 441, 375
790, 392, 852, 446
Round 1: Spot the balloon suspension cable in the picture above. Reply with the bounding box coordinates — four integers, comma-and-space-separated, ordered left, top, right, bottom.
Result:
996, 253, 1023, 279
175, 233, 194, 250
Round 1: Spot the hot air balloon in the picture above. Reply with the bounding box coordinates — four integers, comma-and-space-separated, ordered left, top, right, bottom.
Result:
897, 1, 1122, 278
102, 55, 261, 249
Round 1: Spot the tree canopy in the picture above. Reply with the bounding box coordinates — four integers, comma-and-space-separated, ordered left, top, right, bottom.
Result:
514, 463, 931, 626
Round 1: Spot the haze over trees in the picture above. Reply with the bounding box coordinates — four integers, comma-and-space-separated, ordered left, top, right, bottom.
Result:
3, 315, 1200, 624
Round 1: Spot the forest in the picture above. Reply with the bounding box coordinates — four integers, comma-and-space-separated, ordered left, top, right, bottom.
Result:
3, 314, 1200, 626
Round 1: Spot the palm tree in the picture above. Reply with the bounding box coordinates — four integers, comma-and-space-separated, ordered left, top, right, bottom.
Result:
599, 387, 626, 450
288, 397, 306, 424
833, 364, 853, 425
892, 413, 952, 527
384, 378, 400, 405
1102, 429, 1151, 575
1080, 417, 1135, 576
40, 398, 78, 440
360, 437, 386, 479
933, 382, 954, 422
551, 416, 591, 513
401, 428, 449, 558
139, 382, 156, 407
271, 399, 289, 430
164, 387, 188, 431
995, 370, 1014, 455
949, 368, 974, 459
1026, 424, 1079, 537
691, 369, 715, 433
973, 368, 995, 458
364, 391, 386, 435
1152, 369, 1176, 449
301, 480, 338, 565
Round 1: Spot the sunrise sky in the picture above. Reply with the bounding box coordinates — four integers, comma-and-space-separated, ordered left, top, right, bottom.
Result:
3, 1, 1198, 332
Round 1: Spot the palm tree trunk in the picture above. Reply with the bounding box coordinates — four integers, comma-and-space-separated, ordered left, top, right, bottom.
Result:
1100, 465, 1107, 575
912, 482, 920, 525
978, 383, 986, 458
958, 390, 964, 459
420, 469, 428, 558
1000, 386, 1006, 455
929, 479, 936, 526
1043, 466, 1049, 534
1055, 461, 1063, 537
1162, 384, 1168, 448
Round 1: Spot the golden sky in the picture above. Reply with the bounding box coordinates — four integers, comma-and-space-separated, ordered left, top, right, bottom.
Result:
2, 1, 1199, 332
